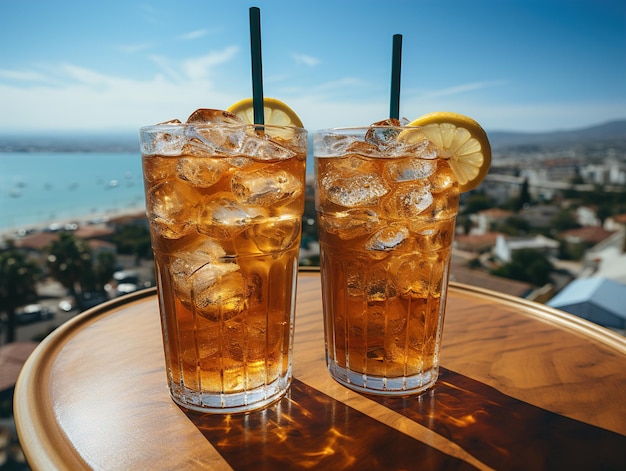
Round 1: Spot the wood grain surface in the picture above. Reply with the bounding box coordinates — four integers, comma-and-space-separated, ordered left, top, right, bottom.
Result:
14, 271, 626, 470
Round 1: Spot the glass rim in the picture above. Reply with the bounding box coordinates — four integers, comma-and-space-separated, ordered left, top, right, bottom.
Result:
314, 125, 422, 134
140, 122, 307, 133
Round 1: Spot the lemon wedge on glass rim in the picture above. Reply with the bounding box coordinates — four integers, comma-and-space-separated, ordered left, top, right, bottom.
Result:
400, 111, 491, 192
227, 97, 304, 128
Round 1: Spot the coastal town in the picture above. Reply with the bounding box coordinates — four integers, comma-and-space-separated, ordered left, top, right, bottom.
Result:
2, 123, 626, 351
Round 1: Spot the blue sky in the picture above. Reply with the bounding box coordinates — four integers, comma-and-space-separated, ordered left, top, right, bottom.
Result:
0, 0, 624, 134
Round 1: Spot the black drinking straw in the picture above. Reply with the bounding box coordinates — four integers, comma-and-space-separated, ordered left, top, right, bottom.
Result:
390, 34, 403, 120
249, 7, 265, 125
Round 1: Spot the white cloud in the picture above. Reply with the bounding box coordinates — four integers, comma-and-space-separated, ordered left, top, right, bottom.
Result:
178, 29, 209, 41
291, 53, 320, 67
415, 80, 508, 100
181, 46, 240, 82
0, 46, 244, 131
0, 69, 50, 83
0, 56, 623, 135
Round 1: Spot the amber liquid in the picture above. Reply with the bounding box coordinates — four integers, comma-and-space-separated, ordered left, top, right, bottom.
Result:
316, 152, 459, 394
143, 139, 305, 411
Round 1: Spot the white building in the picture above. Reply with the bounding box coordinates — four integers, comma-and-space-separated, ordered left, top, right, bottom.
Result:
494, 234, 560, 263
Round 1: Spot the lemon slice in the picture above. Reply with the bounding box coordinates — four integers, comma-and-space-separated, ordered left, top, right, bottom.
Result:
400, 111, 491, 192
227, 97, 303, 128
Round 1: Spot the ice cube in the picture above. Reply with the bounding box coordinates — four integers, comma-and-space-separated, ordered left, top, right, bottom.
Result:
186, 108, 243, 125
428, 191, 460, 220
385, 158, 437, 182
413, 219, 456, 252
197, 195, 267, 239
365, 119, 402, 146
225, 156, 254, 169
325, 174, 388, 208
176, 155, 228, 188
249, 216, 301, 253
193, 269, 247, 322
142, 125, 187, 156
365, 225, 409, 252
142, 155, 177, 184
384, 184, 434, 219
240, 134, 297, 162
429, 160, 457, 192
315, 132, 360, 157
231, 169, 302, 207
318, 209, 380, 240
365, 268, 397, 302
169, 239, 232, 304
394, 257, 432, 298
146, 180, 199, 239
185, 126, 247, 157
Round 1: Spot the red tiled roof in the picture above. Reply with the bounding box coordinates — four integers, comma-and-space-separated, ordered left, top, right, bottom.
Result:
454, 232, 502, 252
13, 232, 58, 251
612, 213, 626, 224
478, 208, 514, 218
561, 226, 615, 244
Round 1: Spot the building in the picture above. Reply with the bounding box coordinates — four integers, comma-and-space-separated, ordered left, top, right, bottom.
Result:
547, 277, 626, 330
494, 234, 560, 263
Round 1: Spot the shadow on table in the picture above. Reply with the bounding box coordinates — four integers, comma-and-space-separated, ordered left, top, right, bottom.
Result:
181, 368, 625, 471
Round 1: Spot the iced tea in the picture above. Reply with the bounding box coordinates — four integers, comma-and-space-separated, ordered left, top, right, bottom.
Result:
141, 111, 307, 412
315, 126, 459, 395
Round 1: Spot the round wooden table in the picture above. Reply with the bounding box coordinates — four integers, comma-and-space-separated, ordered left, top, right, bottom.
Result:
14, 271, 626, 470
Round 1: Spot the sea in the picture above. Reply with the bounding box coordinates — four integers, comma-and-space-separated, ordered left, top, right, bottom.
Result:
0, 149, 316, 234
0, 152, 146, 233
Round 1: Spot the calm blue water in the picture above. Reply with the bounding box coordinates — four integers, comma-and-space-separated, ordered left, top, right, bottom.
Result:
0, 150, 316, 232
0, 152, 146, 231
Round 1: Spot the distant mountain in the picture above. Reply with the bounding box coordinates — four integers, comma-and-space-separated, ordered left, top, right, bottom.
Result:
488, 119, 626, 149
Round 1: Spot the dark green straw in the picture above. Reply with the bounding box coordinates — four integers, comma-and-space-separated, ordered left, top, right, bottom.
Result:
390, 34, 402, 120
249, 7, 264, 125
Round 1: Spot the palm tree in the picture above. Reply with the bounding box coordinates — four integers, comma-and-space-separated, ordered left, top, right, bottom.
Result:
0, 242, 43, 343
47, 232, 92, 301
91, 251, 117, 291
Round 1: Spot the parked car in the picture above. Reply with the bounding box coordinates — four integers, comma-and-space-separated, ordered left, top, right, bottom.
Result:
16, 304, 54, 324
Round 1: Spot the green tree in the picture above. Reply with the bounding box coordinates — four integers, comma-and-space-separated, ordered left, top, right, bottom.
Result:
111, 224, 152, 265
550, 209, 580, 232
89, 251, 118, 292
498, 216, 531, 236
47, 232, 92, 301
462, 192, 493, 215
514, 178, 532, 211
491, 249, 553, 286
0, 243, 43, 343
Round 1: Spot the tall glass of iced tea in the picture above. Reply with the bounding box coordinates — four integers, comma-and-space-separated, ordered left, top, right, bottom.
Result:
314, 124, 461, 395
140, 108, 307, 412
